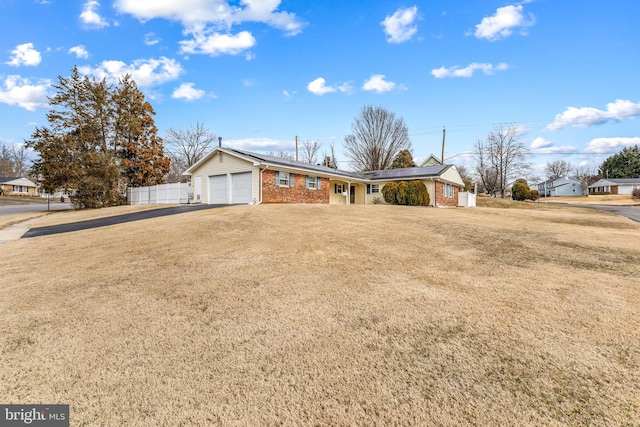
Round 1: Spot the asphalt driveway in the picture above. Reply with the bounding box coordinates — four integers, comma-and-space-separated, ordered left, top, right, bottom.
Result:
22, 204, 228, 238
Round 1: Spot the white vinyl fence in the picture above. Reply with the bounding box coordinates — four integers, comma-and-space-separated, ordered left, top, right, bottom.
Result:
127, 183, 190, 205
458, 192, 476, 208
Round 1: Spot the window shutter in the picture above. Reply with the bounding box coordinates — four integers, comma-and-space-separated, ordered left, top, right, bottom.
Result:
367, 184, 371, 194
317, 177, 321, 190
305, 176, 310, 189
275, 171, 280, 186
289, 173, 295, 187
334, 183, 338, 193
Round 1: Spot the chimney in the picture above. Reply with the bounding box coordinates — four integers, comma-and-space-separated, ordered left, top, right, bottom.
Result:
218, 136, 222, 147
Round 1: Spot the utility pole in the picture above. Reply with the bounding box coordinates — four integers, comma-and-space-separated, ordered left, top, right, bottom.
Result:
295, 135, 299, 162
441, 127, 446, 165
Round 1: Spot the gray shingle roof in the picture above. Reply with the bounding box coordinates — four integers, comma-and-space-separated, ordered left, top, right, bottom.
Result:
0, 177, 22, 183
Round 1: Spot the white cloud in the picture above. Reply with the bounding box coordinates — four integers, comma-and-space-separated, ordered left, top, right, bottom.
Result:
381, 6, 419, 43
362, 74, 404, 93
144, 32, 160, 46
179, 30, 256, 56
80, 0, 109, 28
530, 137, 552, 149
529, 137, 577, 154
546, 99, 640, 131
431, 62, 508, 78
172, 82, 206, 100
68, 45, 89, 59
79, 57, 183, 87
337, 82, 354, 94
6, 43, 42, 67
282, 90, 296, 100
307, 77, 337, 96
113, 0, 304, 36
474, 4, 534, 41
0, 75, 50, 111
225, 137, 293, 151
584, 137, 640, 154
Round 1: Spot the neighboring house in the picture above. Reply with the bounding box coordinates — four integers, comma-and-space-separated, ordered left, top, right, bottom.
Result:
420, 154, 442, 166
588, 178, 640, 195
0, 177, 37, 196
182, 147, 466, 207
537, 177, 586, 197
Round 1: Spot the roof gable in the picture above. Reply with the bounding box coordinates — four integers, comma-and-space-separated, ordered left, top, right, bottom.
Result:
0, 177, 37, 186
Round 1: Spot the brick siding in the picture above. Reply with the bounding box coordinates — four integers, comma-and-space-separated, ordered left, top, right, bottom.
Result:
434, 180, 458, 207
262, 170, 329, 203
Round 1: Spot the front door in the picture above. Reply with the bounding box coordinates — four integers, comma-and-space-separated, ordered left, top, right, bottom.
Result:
350, 185, 356, 204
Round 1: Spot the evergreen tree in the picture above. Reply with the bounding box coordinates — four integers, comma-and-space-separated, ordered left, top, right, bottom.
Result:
115, 75, 170, 188
390, 149, 416, 169
27, 67, 169, 208
599, 145, 640, 178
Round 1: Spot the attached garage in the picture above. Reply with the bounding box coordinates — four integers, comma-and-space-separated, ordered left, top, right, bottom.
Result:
231, 172, 252, 204
209, 174, 228, 204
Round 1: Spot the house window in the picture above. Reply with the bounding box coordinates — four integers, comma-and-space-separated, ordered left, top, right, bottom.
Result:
334, 183, 344, 194
306, 176, 320, 190
275, 171, 295, 187
366, 184, 380, 194
443, 183, 454, 198
13, 185, 27, 193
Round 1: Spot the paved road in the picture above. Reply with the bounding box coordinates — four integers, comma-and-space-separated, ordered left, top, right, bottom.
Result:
575, 204, 640, 223
22, 204, 227, 238
0, 198, 73, 215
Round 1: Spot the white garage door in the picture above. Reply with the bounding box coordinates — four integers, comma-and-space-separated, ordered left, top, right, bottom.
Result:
209, 174, 228, 204
231, 172, 252, 204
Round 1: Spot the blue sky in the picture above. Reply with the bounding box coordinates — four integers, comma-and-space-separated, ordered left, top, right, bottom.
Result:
1, 0, 639, 178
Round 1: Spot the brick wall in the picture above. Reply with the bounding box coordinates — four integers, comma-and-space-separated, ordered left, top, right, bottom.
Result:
434, 180, 458, 207
262, 170, 329, 204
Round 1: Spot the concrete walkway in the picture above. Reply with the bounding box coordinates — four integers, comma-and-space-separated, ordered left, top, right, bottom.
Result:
0, 217, 44, 246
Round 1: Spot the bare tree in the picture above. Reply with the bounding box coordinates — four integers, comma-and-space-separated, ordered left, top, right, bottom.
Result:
0, 143, 30, 177
573, 163, 601, 186
473, 139, 498, 195
545, 160, 572, 180
321, 142, 338, 169
455, 164, 475, 192
300, 140, 321, 164
473, 125, 531, 197
266, 151, 296, 160
343, 105, 412, 171
165, 122, 217, 182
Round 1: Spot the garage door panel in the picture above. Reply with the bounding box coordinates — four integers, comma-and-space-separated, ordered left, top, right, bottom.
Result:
231, 172, 252, 204
209, 175, 227, 204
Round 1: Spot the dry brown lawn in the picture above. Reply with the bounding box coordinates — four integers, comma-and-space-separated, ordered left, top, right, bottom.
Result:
1, 202, 639, 426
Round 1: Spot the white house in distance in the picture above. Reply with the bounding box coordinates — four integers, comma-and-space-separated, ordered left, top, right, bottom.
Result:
588, 178, 640, 195
0, 177, 37, 196
536, 177, 586, 197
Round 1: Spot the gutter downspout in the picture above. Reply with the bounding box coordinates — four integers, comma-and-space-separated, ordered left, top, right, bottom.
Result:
258, 165, 268, 204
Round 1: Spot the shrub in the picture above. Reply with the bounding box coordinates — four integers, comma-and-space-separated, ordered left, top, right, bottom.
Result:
382, 180, 430, 206
529, 189, 540, 201
512, 182, 531, 201
633, 188, 640, 200
382, 182, 398, 204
